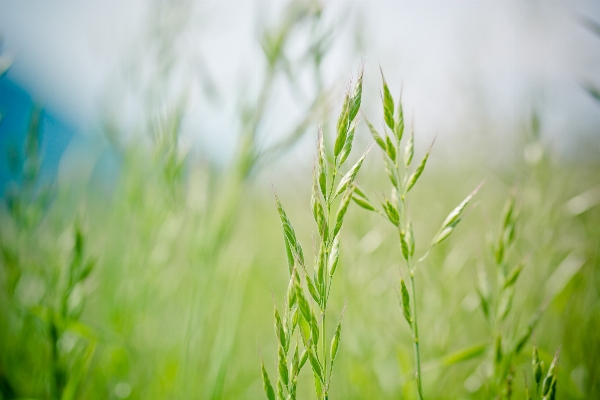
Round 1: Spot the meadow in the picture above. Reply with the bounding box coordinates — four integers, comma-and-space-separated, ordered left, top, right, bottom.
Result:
1, 1, 599, 399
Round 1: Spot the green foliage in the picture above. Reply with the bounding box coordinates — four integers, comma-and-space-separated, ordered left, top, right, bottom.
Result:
1, 6, 600, 400
261, 71, 364, 400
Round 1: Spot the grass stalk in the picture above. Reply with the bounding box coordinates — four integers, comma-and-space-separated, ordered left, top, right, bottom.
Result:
408, 271, 424, 400
260, 68, 365, 400
356, 69, 482, 399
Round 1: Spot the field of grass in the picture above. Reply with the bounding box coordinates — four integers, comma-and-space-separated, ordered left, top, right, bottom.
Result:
1, 2, 600, 400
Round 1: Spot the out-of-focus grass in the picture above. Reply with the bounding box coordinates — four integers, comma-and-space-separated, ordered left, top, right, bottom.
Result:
1, 105, 599, 399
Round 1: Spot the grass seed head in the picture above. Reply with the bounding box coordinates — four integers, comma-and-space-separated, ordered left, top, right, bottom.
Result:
306, 273, 321, 306
399, 229, 410, 261
542, 349, 560, 397
352, 185, 377, 212
291, 306, 299, 330
299, 348, 308, 370
333, 187, 354, 238
394, 92, 404, 142
406, 219, 415, 257
404, 125, 414, 168
278, 344, 289, 387
533, 346, 543, 386
364, 117, 386, 150
497, 286, 515, 322
382, 198, 400, 226
399, 275, 412, 326
296, 282, 312, 325
494, 335, 503, 365
308, 345, 324, 383
334, 92, 350, 159
332, 151, 368, 200
383, 155, 399, 187
275, 194, 305, 270
318, 130, 327, 200
405, 140, 434, 193
380, 68, 395, 131
432, 182, 482, 246
328, 235, 340, 277
338, 121, 356, 166
291, 344, 300, 379
274, 301, 287, 350
330, 303, 347, 369
260, 351, 276, 400
503, 260, 525, 289
385, 134, 397, 162
312, 170, 329, 241
349, 68, 363, 122
476, 269, 491, 321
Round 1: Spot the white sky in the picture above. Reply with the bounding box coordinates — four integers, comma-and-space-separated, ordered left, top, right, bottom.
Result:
1, 0, 600, 166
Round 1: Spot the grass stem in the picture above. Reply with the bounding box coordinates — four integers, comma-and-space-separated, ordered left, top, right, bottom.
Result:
409, 271, 424, 400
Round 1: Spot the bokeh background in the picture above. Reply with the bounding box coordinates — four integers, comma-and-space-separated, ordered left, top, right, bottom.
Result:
0, 1, 599, 399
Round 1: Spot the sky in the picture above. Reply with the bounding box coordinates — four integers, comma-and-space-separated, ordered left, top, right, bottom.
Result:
0, 0, 599, 182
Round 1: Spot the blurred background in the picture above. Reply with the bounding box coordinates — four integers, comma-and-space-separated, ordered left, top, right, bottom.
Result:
0, 0, 599, 399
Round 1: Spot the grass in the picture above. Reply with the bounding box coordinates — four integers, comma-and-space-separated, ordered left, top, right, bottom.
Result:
260, 69, 365, 400
1, 2, 600, 399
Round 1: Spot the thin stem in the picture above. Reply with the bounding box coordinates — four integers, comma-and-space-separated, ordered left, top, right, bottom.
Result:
323, 241, 328, 394
409, 270, 424, 400
395, 141, 424, 399
323, 297, 327, 391
323, 185, 333, 397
